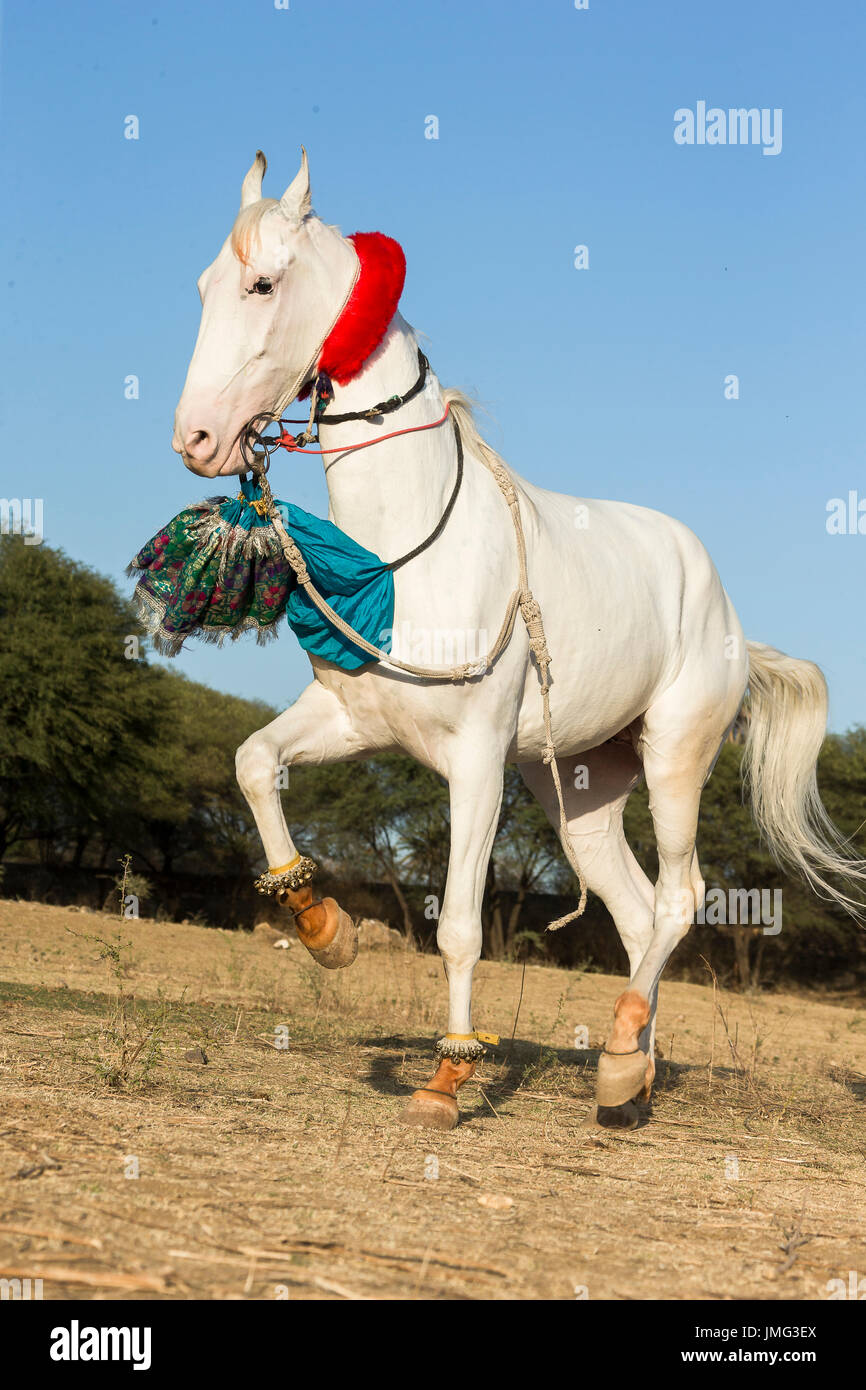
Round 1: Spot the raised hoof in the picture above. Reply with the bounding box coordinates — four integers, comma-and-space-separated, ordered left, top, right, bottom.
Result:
398, 1089, 460, 1131
301, 899, 358, 970
596, 1048, 650, 1107
594, 1100, 640, 1131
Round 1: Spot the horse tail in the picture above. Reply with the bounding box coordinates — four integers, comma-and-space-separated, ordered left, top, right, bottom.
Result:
742, 640, 866, 917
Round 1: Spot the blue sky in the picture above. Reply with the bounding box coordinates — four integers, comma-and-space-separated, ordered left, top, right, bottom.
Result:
2, 0, 864, 728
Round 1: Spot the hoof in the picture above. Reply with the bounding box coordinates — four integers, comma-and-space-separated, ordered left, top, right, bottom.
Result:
594, 1100, 640, 1131
596, 1048, 650, 1107
398, 1089, 459, 1131
635, 1054, 656, 1102
297, 899, 358, 970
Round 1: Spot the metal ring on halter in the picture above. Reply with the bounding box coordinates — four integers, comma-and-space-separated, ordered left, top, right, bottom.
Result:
240, 412, 282, 473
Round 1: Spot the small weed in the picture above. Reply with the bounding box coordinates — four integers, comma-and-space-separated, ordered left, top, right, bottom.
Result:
65, 855, 170, 1089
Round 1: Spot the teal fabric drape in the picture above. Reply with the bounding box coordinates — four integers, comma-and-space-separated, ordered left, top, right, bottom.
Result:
128, 476, 395, 668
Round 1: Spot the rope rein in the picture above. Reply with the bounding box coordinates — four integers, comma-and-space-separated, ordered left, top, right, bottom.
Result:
248, 369, 587, 931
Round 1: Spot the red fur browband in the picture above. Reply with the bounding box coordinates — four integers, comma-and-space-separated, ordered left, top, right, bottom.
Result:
318, 231, 406, 385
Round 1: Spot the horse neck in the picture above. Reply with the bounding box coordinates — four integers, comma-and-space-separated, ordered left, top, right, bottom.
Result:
317, 313, 455, 562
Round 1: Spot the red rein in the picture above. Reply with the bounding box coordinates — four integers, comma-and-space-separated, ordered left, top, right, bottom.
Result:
277, 401, 451, 457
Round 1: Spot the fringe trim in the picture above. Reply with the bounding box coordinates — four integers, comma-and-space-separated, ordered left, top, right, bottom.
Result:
180, 505, 287, 583
128, 499, 288, 568
129, 582, 285, 658
127, 497, 294, 656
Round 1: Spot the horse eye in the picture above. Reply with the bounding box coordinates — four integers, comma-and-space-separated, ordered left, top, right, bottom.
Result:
250, 277, 273, 295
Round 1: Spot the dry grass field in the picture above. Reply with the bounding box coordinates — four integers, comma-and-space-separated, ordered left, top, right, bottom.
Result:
1, 897, 864, 1302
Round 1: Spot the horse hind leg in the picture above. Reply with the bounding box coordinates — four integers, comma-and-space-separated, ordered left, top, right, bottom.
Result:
520, 738, 656, 1127
599, 674, 743, 1119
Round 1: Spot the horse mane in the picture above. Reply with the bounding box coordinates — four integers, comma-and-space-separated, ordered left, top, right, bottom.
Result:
230, 201, 344, 266
440, 388, 511, 478
230, 199, 281, 266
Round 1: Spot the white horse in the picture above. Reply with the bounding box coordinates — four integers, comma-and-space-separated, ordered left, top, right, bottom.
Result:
172, 150, 864, 1130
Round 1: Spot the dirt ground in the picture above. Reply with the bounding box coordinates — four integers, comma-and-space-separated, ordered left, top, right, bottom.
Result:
1, 897, 864, 1301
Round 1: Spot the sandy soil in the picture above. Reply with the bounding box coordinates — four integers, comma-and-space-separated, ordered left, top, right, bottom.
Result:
1, 898, 864, 1301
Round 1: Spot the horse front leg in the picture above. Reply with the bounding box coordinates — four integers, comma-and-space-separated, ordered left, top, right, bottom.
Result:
235, 680, 372, 968
399, 745, 505, 1131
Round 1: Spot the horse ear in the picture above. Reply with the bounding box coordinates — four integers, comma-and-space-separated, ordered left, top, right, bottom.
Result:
279, 147, 312, 223
240, 150, 267, 208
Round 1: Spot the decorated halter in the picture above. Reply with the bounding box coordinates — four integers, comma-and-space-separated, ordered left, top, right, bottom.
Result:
239, 230, 434, 469
237, 228, 464, 573
244, 230, 405, 461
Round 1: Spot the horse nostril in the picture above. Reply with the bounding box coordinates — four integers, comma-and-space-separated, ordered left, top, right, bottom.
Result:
184, 428, 216, 461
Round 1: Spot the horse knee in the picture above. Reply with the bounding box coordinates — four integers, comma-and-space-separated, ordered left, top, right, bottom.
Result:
235, 734, 277, 800
436, 916, 481, 971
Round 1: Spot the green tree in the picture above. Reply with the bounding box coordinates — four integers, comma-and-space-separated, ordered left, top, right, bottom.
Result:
484, 766, 571, 958
0, 537, 161, 861
624, 737, 866, 989
125, 670, 273, 876
289, 755, 449, 945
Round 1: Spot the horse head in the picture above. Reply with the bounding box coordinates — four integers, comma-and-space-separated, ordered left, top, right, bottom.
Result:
172, 149, 358, 477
